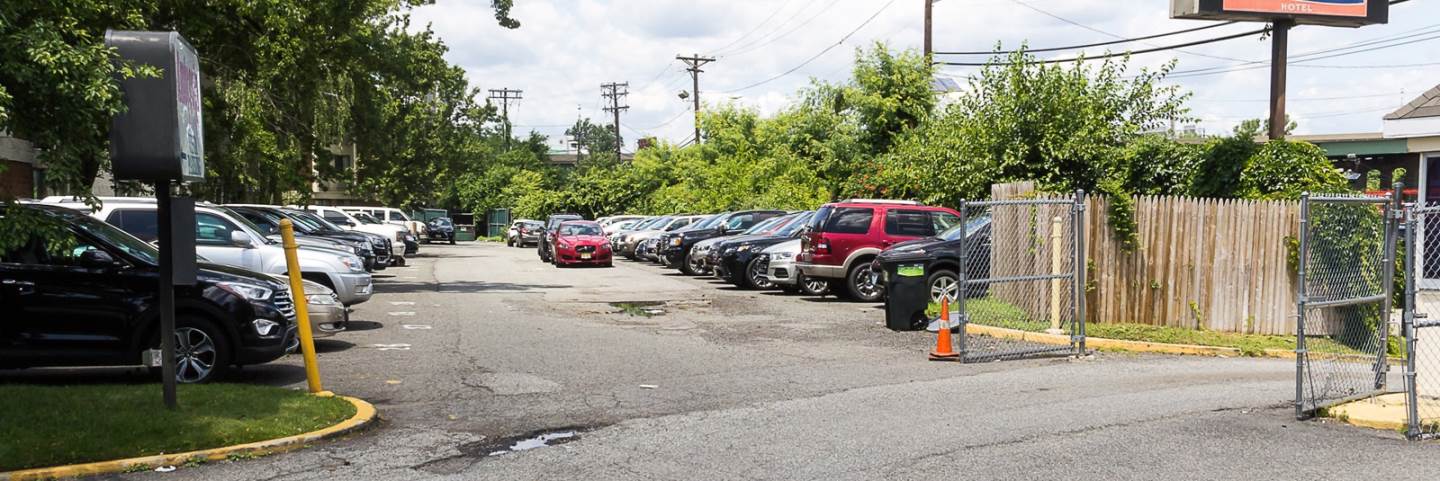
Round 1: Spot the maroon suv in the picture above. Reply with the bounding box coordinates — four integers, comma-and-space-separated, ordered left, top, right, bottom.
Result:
796, 200, 962, 301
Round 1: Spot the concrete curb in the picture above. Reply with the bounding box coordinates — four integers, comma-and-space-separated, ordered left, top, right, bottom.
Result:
965, 324, 1292, 358
0, 395, 376, 481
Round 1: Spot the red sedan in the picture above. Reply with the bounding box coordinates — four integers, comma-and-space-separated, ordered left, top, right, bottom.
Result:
551, 220, 613, 267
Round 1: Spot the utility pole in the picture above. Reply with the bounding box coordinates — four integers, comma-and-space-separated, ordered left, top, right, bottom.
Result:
488, 88, 523, 148
601, 82, 629, 162
676, 54, 715, 145
923, 0, 933, 60
1267, 20, 1292, 141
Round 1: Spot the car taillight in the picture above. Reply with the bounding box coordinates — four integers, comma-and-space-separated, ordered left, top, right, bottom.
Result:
815, 235, 831, 255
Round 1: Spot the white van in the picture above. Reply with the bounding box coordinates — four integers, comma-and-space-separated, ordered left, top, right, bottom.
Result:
337, 206, 426, 237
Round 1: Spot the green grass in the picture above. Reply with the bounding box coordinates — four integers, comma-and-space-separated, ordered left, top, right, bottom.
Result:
0, 383, 355, 471
926, 297, 1378, 357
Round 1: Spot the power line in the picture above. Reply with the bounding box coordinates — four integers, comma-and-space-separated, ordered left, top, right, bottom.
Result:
1194, 91, 1404, 103
1157, 22, 1440, 77
723, 0, 898, 93
639, 107, 692, 130
935, 27, 1268, 66
710, 0, 801, 54
1165, 29, 1440, 78
934, 22, 1237, 55
677, 54, 716, 144
602, 81, 630, 162
718, 0, 846, 58
1008, 0, 1250, 62
488, 88, 523, 148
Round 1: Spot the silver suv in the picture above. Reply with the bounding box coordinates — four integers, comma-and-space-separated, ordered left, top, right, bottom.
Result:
47, 198, 373, 306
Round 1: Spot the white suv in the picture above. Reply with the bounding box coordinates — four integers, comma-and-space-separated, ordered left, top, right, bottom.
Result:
305, 206, 414, 265
46, 198, 373, 306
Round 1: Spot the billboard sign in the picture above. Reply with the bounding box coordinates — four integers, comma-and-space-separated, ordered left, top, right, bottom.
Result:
1172, 0, 1386, 26
173, 38, 205, 182
1223, 0, 1368, 17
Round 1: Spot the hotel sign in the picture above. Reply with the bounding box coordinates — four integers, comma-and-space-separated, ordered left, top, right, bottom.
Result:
1172, 0, 1387, 27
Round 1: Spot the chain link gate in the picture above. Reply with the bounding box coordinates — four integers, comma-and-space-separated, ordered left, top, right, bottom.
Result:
1295, 192, 1399, 419
1402, 204, 1440, 438
955, 191, 1086, 363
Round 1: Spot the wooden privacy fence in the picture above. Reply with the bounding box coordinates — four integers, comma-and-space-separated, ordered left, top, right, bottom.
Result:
988, 183, 1301, 335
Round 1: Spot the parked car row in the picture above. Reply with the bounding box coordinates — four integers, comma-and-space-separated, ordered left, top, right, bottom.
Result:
2, 196, 452, 383
564, 199, 991, 308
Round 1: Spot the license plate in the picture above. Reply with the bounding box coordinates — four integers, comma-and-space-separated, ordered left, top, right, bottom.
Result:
581, 253, 592, 259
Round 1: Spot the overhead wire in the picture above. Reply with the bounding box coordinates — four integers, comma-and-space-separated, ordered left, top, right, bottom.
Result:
718, 0, 847, 58
710, 0, 802, 54
935, 27, 1268, 66
935, 22, 1237, 55
722, 0, 898, 93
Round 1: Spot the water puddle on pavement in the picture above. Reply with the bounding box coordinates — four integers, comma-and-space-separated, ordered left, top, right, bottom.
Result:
609, 301, 666, 317
486, 430, 579, 456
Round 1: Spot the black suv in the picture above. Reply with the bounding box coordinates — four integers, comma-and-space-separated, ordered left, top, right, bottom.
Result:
711, 211, 813, 289
0, 204, 296, 383
538, 214, 583, 262
426, 217, 456, 244
872, 213, 993, 304
661, 209, 785, 275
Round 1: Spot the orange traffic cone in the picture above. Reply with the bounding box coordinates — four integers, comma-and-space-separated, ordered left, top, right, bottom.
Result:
929, 301, 959, 361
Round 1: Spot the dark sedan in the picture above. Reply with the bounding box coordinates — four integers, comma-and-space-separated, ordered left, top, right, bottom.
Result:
873, 213, 993, 304
710, 212, 813, 289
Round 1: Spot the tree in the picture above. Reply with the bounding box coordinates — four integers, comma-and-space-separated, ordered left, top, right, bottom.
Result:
564, 117, 617, 166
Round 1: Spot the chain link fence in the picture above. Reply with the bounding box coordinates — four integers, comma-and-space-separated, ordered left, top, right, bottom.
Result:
1295, 193, 1398, 419
956, 192, 1086, 363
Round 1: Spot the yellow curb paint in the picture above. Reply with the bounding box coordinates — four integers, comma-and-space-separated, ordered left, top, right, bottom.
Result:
1325, 393, 1411, 431
0, 395, 376, 481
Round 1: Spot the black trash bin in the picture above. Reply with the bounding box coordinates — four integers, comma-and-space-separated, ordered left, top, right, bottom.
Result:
880, 255, 931, 331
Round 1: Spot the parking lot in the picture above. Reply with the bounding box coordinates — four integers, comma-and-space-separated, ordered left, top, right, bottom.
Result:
26, 241, 1434, 480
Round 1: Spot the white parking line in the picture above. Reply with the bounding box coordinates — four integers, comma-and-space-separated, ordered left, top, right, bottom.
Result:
371, 343, 412, 351
388, 311, 416, 316
402, 324, 432, 330
389, 301, 416, 306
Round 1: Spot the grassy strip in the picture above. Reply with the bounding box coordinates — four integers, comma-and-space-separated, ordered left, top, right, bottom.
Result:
926, 298, 1380, 357
0, 383, 355, 471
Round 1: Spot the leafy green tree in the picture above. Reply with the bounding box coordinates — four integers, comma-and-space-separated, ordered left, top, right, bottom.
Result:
565, 117, 618, 166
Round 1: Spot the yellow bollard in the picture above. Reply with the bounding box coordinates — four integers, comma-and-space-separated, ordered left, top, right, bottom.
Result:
279, 219, 324, 394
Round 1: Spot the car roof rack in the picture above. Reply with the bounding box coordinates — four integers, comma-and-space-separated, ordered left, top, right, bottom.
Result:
837, 199, 923, 206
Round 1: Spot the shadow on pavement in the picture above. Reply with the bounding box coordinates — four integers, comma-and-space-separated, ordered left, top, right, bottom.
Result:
344, 320, 386, 332
314, 339, 356, 353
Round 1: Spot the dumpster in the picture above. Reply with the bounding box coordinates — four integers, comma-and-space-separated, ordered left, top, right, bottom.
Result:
880, 254, 931, 331
455, 224, 477, 242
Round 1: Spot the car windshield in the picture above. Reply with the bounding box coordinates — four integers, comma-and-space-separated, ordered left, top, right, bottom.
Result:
693, 214, 726, 230
71, 214, 160, 266
290, 210, 343, 232
559, 223, 603, 236
284, 210, 330, 232
644, 217, 673, 230
431, 218, 452, 227
741, 215, 786, 235
612, 220, 637, 230
631, 217, 661, 230
776, 212, 814, 237
938, 214, 992, 241
354, 212, 383, 224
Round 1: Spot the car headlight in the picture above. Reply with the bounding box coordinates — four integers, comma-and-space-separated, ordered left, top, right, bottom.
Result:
307, 292, 337, 306
363, 240, 374, 250
669, 237, 682, 246
774, 251, 796, 259
558, 241, 571, 249
218, 282, 273, 301
737, 244, 753, 252
339, 255, 365, 273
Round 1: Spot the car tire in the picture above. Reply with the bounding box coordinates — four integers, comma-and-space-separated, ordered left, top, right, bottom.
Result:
743, 257, 774, 290
798, 273, 831, 296
844, 261, 884, 302
507, 237, 514, 247
680, 251, 703, 276
449, 237, 456, 245
927, 269, 959, 305
149, 316, 232, 384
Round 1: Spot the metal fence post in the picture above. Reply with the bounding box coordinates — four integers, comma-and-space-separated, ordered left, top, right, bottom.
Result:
1376, 184, 1402, 390
1296, 193, 1311, 420
1073, 189, 1087, 356
956, 200, 970, 360
1404, 207, 1421, 439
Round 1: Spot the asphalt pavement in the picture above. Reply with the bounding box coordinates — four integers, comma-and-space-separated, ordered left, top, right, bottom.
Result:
36, 241, 1440, 480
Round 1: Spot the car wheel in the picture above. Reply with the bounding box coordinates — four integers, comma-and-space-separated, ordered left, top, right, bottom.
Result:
798, 274, 831, 296
507, 237, 514, 247
927, 269, 959, 305
845, 261, 883, 302
449, 236, 456, 245
744, 257, 774, 290
681, 252, 704, 276
150, 316, 232, 384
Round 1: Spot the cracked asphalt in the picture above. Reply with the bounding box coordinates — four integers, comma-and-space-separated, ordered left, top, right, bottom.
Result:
53, 242, 1440, 480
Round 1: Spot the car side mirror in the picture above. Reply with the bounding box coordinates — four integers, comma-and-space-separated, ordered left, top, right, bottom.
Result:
79, 249, 116, 269
230, 231, 255, 248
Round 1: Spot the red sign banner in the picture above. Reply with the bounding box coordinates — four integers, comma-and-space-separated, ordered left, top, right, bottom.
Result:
1222, 0, 1368, 17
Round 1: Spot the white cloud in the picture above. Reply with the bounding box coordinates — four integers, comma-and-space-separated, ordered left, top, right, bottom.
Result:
408, 0, 1440, 149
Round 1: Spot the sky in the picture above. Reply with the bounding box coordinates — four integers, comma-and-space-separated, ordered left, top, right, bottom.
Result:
407, 0, 1440, 152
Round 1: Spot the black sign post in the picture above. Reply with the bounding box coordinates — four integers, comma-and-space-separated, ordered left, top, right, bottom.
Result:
106, 30, 205, 409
